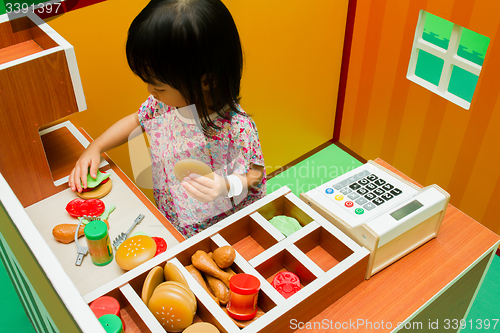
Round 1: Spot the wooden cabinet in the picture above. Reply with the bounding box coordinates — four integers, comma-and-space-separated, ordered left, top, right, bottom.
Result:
0, 12, 85, 207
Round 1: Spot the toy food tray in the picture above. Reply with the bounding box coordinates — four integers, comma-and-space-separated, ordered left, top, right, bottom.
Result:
84, 186, 370, 332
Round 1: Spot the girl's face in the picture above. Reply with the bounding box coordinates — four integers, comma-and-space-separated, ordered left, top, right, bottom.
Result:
147, 80, 188, 107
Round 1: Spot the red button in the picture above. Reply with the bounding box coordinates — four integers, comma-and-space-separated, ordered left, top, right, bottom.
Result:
345, 201, 354, 208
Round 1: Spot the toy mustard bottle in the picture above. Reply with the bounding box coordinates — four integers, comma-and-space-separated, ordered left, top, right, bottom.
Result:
226, 273, 260, 320
84, 220, 113, 266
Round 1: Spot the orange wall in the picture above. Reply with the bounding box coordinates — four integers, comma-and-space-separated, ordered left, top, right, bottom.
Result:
225, 0, 348, 174
46, 0, 348, 201
340, 0, 500, 234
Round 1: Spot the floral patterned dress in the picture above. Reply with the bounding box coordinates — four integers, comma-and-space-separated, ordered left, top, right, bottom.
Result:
138, 96, 266, 238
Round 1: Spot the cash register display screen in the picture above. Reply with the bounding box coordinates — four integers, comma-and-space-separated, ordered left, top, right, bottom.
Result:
390, 200, 423, 221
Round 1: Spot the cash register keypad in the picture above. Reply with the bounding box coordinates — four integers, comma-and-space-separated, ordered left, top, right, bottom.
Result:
324, 170, 402, 214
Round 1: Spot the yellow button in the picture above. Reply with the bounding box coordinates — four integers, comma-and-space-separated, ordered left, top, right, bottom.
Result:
335, 194, 344, 201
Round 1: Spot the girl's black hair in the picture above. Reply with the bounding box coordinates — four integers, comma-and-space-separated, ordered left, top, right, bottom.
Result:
126, 0, 244, 133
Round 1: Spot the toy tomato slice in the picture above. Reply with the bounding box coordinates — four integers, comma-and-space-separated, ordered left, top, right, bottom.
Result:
65, 198, 85, 217
66, 198, 105, 217
152, 237, 167, 256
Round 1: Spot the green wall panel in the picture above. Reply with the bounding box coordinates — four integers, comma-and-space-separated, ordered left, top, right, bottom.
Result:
0, 201, 82, 333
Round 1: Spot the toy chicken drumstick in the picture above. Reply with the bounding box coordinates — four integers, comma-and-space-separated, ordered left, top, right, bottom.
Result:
191, 250, 234, 288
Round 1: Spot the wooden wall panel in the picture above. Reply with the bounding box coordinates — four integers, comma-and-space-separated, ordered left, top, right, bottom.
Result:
340, 0, 500, 234
0, 50, 79, 207
0, 17, 31, 49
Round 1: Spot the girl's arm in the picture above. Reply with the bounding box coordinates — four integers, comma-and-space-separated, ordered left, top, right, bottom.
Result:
69, 112, 141, 192
181, 164, 264, 204
230, 164, 264, 190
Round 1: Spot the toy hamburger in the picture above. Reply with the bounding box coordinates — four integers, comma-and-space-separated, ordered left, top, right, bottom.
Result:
77, 170, 112, 199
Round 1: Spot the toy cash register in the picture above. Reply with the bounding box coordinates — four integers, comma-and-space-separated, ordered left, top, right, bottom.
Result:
300, 160, 450, 279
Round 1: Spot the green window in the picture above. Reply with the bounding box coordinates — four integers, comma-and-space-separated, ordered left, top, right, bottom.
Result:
407, 11, 490, 110
415, 50, 444, 86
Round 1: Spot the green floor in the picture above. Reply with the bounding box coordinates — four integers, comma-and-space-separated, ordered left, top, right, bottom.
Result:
1, 144, 498, 332
0, 258, 36, 333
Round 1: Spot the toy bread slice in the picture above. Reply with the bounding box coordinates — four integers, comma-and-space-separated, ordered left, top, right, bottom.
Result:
174, 159, 214, 181
142, 266, 165, 305
77, 179, 112, 199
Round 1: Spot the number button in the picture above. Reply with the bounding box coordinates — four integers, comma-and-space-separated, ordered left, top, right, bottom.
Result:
372, 197, 385, 206
335, 194, 344, 201
345, 201, 354, 208
357, 188, 369, 195
382, 183, 394, 191
365, 193, 376, 200
366, 183, 377, 191
325, 188, 334, 194
374, 179, 386, 186
381, 193, 394, 201
373, 188, 385, 196
367, 174, 378, 181
358, 178, 369, 186
349, 183, 361, 190
391, 188, 402, 196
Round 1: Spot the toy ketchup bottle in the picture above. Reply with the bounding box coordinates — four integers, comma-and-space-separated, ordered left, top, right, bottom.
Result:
226, 273, 260, 320
84, 220, 113, 266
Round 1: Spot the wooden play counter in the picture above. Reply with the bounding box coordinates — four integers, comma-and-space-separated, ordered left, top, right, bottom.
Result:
0, 153, 498, 332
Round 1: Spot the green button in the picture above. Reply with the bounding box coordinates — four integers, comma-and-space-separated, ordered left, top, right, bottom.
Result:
355, 208, 364, 215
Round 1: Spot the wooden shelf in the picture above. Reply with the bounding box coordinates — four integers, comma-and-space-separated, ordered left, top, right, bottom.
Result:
77, 187, 369, 332
40, 125, 87, 182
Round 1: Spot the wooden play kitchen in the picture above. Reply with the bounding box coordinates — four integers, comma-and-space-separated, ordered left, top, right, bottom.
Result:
3, 152, 499, 332
1, 11, 499, 333
80, 186, 369, 332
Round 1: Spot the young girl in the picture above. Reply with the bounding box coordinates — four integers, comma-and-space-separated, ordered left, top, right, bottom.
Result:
68, 0, 266, 238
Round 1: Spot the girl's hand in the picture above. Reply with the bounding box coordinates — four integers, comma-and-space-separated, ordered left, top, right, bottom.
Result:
68, 145, 101, 192
181, 173, 229, 203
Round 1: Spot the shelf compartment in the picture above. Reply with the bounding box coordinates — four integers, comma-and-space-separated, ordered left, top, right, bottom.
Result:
174, 236, 221, 267
39, 121, 109, 185
254, 247, 317, 291
88, 284, 152, 333
122, 258, 235, 333
256, 192, 315, 226
218, 214, 279, 261
0, 16, 58, 65
295, 225, 354, 272
174, 243, 279, 331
